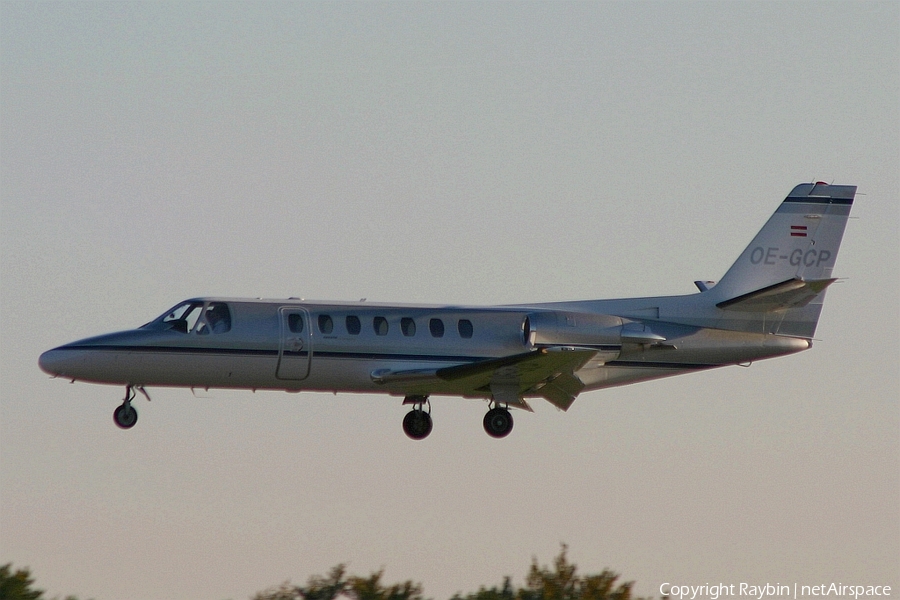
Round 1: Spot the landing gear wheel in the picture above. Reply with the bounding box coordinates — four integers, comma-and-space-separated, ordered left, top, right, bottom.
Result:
403, 409, 433, 440
483, 407, 513, 438
113, 403, 138, 429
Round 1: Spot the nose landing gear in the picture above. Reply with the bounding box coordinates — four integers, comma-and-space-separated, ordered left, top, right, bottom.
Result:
113, 385, 149, 429
113, 402, 138, 429
402, 395, 432, 440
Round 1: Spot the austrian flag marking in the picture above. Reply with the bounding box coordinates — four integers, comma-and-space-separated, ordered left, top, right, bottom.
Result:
791, 225, 808, 237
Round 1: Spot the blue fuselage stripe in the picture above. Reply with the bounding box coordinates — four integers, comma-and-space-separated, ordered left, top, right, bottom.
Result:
57, 344, 488, 363
54, 344, 717, 369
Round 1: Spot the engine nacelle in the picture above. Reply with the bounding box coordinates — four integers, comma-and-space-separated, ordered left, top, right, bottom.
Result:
523, 311, 624, 348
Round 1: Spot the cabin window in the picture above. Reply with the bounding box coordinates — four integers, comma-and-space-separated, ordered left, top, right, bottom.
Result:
318, 314, 334, 334
288, 313, 304, 333
401, 317, 416, 337
458, 319, 473, 339
346, 315, 361, 335
429, 318, 445, 338
373, 316, 389, 336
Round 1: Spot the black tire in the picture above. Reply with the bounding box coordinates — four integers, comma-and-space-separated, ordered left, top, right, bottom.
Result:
483, 407, 513, 438
113, 404, 138, 429
402, 409, 433, 440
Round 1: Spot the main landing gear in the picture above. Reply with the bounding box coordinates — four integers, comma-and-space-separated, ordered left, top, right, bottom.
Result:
402, 395, 432, 440
483, 405, 514, 438
401, 396, 515, 440
113, 385, 149, 429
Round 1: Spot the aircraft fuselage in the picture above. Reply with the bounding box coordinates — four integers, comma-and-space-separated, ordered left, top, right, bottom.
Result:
37, 182, 855, 438
39, 298, 808, 395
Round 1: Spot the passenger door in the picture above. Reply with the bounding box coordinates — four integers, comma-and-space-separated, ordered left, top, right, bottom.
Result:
277, 307, 311, 380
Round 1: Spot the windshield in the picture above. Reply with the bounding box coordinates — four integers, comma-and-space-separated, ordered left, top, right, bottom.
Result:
151, 301, 231, 334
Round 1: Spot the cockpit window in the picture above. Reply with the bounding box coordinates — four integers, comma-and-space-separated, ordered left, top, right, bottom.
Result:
197, 303, 231, 334
162, 302, 204, 333
160, 301, 231, 334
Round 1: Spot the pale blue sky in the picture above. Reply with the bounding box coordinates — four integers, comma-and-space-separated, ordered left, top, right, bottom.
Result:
1, 3, 897, 600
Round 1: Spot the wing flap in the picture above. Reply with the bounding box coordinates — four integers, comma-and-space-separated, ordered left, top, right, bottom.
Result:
371, 347, 597, 409
536, 372, 585, 411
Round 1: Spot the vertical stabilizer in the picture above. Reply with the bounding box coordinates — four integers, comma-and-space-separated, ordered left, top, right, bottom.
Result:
709, 183, 855, 338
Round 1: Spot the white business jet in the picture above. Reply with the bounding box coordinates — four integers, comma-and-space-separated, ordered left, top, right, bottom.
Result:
39, 183, 855, 439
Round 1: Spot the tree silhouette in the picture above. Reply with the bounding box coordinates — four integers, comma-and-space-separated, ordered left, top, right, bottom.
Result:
303, 565, 350, 600
519, 545, 636, 600
2, 547, 652, 600
0, 564, 44, 600
346, 570, 425, 600
255, 545, 654, 600
448, 576, 516, 600
253, 564, 424, 600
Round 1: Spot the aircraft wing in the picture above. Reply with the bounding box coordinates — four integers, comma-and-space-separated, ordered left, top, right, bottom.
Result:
371, 347, 598, 411
716, 277, 837, 312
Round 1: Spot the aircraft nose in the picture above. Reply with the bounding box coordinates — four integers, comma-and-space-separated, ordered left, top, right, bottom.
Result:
39, 347, 77, 378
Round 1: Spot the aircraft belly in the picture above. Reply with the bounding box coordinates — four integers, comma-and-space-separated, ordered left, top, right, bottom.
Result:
297, 357, 382, 392
575, 331, 810, 393
578, 364, 698, 391
132, 350, 278, 388
610, 329, 808, 363
303, 356, 460, 395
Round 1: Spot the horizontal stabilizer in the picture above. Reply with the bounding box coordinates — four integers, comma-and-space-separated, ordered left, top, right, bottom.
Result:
716, 277, 836, 312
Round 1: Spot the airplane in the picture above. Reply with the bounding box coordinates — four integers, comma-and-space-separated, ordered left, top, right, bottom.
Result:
39, 182, 855, 439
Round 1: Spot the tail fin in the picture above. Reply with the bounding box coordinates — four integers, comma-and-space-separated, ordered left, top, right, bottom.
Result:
707, 182, 855, 338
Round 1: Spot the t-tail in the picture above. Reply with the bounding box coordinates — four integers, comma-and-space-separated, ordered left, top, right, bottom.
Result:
702, 182, 856, 339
